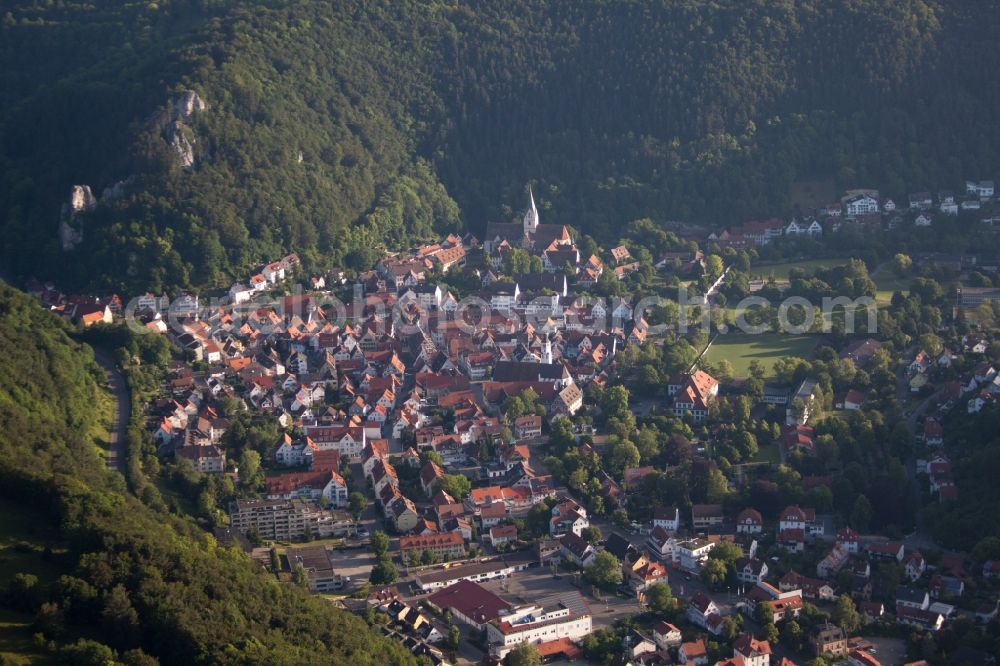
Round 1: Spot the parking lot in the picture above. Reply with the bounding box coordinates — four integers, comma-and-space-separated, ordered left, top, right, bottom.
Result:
854, 636, 907, 666
478, 566, 645, 628
326, 547, 375, 586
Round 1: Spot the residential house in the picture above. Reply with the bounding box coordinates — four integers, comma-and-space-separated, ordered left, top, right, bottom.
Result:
692, 504, 724, 531
786, 379, 818, 425
837, 527, 860, 553
479, 502, 509, 530
687, 592, 722, 633
670, 370, 720, 423
419, 461, 445, 497
265, 469, 348, 507
809, 623, 848, 657
896, 606, 944, 632
679, 639, 709, 665
652, 506, 681, 533
736, 557, 769, 584
175, 443, 226, 474
559, 532, 597, 567
389, 496, 420, 533
903, 551, 927, 582
929, 574, 964, 600
736, 508, 763, 534
896, 586, 930, 611
845, 194, 880, 217
967, 180, 996, 199
646, 526, 676, 563
733, 633, 772, 666
489, 524, 518, 548
867, 541, 905, 562
628, 558, 668, 592
780, 571, 835, 601
817, 544, 850, 579
779, 505, 823, 536
676, 538, 716, 571
550, 500, 589, 537
513, 415, 542, 439
652, 621, 682, 649
923, 418, 944, 447
909, 192, 933, 210
399, 532, 466, 562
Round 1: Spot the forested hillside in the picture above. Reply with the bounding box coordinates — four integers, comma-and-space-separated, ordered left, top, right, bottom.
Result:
0, 283, 417, 664
1, 0, 998, 293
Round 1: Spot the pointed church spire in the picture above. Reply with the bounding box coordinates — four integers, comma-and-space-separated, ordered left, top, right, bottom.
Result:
523, 184, 539, 234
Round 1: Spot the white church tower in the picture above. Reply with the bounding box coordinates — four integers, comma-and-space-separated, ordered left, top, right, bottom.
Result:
541, 333, 553, 364
523, 185, 539, 235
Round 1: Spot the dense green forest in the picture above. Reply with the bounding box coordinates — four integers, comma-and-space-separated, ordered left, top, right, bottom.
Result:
0, 284, 417, 664
0, 0, 998, 293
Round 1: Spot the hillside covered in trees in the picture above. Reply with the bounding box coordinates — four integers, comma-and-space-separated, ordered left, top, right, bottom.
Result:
0, 283, 417, 664
1, 0, 998, 292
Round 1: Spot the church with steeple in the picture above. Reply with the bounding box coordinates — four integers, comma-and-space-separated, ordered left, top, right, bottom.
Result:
483, 185, 573, 258
523, 185, 540, 235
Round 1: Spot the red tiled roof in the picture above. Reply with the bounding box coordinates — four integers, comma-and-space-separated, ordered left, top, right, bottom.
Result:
427, 580, 512, 624
399, 532, 464, 552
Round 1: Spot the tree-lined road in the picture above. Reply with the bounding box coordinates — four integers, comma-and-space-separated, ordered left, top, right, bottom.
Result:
93, 348, 129, 474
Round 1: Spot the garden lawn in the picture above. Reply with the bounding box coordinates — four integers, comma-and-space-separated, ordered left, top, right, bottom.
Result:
750, 442, 781, 464
704, 332, 818, 378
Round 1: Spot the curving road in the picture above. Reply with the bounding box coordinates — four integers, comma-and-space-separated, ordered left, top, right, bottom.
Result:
92, 348, 130, 474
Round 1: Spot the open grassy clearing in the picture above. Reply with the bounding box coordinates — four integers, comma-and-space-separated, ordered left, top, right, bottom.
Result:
870, 264, 914, 305
84, 385, 115, 459
749, 258, 848, 282
750, 442, 782, 464
704, 332, 818, 378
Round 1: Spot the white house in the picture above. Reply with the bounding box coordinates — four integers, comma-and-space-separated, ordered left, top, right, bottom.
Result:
736, 508, 763, 534
229, 283, 253, 304
967, 180, 995, 199
676, 538, 715, 571
686, 592, 721, 631
486, 593, 592, 659
262, 261, 286, 283
652, 506, 680, 533
846, 194, 879, 217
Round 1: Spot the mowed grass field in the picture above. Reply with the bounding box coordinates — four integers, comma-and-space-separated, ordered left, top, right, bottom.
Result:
750, 258, 848, 282
704, 332, 818, 378
870, 264, 914, 305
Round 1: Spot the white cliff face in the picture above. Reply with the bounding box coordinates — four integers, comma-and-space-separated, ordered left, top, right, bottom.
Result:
166, 121, 196, 169
162, 91, 205, 169
60, 185, 95, 250
171, 90, 206, 121
70, 185, 97, 213
59, 91, 207, 250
